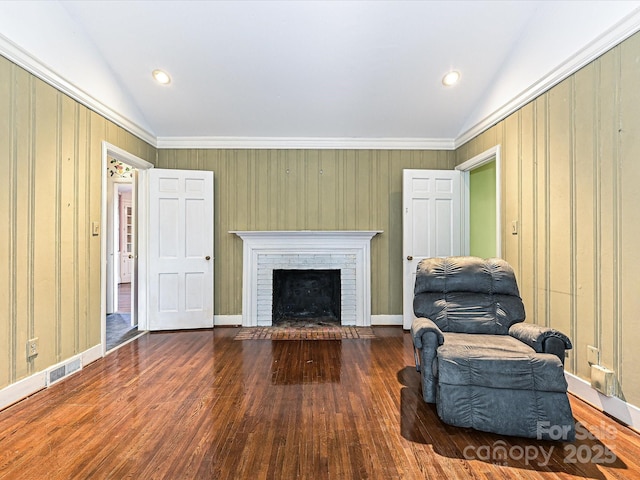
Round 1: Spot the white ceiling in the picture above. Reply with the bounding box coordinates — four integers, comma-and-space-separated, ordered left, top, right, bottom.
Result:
1, 1, 640, 148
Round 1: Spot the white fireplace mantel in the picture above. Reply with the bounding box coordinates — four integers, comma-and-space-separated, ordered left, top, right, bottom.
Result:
230, 230, 382, 327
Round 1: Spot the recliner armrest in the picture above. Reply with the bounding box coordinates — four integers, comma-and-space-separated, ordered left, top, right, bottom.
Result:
411, 317, 445, 349
509, 323, 572, 354
411, 317, 444, 378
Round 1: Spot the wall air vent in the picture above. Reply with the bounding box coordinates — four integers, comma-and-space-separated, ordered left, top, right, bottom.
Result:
46, 357, 82, 386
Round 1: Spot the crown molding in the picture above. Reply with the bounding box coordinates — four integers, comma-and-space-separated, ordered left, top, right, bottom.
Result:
454, 7, 640, 148
3, 5, 640, 153
0, 32, 157, 147
0, 36, 454, 151
155, 136, 455, 150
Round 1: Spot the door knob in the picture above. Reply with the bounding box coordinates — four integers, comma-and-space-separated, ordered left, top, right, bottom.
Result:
205, 256, 211, 261
407, 256, 413, 261
128, 254, 133, 259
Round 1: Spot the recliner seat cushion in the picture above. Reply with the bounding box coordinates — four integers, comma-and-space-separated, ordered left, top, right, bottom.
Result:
432, 333, 533, 378
440, 332, 533, 353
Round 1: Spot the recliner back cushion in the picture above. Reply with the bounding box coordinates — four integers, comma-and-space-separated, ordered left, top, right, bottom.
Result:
413, 292, 525, 334
413, 257, 525, 334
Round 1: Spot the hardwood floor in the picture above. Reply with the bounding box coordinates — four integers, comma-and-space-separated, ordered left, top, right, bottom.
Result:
118, 282, 131, 313
1, 327, 639, 479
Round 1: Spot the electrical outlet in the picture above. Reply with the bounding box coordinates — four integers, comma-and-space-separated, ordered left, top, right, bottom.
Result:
26, 338, 39, 359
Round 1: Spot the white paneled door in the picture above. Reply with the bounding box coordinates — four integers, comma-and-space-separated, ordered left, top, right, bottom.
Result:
402, 169, 462, 329
148, 169, 214, 330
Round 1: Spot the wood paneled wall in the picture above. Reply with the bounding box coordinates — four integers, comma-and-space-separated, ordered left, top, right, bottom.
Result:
156, 149, 455, 317
0, 56, 155, 390
4, 28, 640, 411
456, 32, 640, 406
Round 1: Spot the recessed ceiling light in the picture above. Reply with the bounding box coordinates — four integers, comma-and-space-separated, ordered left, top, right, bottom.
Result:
442, 70, 460, 87
152, 69, 171, 85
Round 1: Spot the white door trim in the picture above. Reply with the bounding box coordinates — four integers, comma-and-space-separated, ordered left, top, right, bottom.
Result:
101, 142, 153, 355
456, 145, 502, 258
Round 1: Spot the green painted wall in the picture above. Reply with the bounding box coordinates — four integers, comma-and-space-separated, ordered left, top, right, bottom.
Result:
469, 160, 496, 258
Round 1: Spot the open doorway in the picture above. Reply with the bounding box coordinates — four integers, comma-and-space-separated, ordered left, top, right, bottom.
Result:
456, 145, 502, 258
106, 158, 139, 350
101, 142, 154, 355
468, 160, 497, 257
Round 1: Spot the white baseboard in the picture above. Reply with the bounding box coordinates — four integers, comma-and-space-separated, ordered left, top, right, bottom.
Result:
82, 344, 103, 366
215, 315, 242, 326
0, 371, 47, 411
566, 371, 640, 434
0, 343, 103, 411
371, 314, 403, 326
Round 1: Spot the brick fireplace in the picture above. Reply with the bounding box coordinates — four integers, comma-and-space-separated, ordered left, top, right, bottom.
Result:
230, 231, 381, 327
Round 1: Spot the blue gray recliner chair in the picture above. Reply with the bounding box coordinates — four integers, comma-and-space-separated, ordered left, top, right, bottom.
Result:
411, 256, 575, 441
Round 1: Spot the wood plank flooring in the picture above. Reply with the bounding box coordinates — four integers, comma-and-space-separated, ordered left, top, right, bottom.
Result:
118, 282, 131, 313
1, 327, 639, 479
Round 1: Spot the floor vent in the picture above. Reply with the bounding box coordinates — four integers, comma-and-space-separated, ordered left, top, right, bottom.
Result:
46, 357, 82, 386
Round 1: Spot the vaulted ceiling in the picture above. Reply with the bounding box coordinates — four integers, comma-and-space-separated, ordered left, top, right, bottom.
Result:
1, 1, 639, 148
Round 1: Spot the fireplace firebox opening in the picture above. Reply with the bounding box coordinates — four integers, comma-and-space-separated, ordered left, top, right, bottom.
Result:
272, 269, 341, 326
